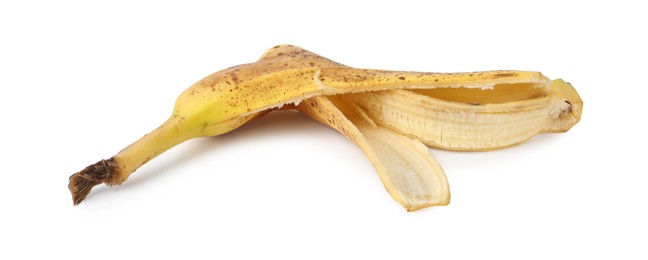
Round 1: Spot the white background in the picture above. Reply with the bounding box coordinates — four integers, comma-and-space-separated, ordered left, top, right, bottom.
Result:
1, 0, 646, 259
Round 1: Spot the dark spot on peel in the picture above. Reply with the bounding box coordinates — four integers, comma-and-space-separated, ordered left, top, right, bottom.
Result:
398, 76, 405, 80
230, 73, 239, 83
493, 72, 516, 78
563, 100, 573, 114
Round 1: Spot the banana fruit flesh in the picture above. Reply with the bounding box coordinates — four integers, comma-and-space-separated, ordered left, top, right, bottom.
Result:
68, 45, 582, 210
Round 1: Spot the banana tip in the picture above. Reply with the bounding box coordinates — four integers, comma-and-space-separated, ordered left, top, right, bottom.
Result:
69, 175, 97, 205
68, 158, 119, 205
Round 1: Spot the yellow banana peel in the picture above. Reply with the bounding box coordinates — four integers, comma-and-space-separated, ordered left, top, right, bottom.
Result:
68, 45, 582, 211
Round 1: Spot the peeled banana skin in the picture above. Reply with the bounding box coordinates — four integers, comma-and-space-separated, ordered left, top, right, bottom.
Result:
297, 97, 450, 211
68, 45, 582, 210
343, 79, 582, 151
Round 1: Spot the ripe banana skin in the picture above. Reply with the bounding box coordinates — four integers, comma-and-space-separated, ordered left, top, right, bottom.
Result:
341, 79, 582, 151
68, 45, 582, 210
297, 97, 450, 211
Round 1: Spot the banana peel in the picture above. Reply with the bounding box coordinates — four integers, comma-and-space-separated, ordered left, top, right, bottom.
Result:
68, 45, 582, 211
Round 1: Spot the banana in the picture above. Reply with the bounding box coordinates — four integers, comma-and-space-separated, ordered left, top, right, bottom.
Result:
68, 45, 582, 210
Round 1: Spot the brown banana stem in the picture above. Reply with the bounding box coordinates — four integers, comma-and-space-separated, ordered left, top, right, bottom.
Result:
68, 158, 121, 205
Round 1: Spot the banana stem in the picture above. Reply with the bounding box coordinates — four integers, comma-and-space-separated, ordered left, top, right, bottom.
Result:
68, 115, 198, 205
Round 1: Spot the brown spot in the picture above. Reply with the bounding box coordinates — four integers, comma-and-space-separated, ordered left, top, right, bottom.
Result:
493, 72, 516, 78
277, 52, 284, 56
563, 100, 573, 115
230, 73, 239, 83
398, 76, 405, 80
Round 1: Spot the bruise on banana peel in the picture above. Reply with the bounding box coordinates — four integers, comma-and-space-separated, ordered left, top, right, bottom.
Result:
68, 45, 582, 210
